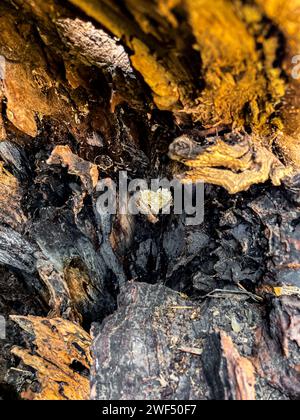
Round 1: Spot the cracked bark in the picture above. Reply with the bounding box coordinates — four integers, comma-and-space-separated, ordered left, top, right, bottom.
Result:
0, 0, 299, 401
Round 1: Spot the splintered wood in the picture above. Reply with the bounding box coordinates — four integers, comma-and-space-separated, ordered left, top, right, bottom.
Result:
168, 133, 292, 194
0, 162, 26, 230
11, 316, 92, 401
47, 146, 99, 193
219, 333, 256, 401
0, 0, 300, 402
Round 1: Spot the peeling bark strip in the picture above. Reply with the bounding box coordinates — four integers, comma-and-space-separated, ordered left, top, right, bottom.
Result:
55, 18, 133, 75
203, 333, 256, 400
253, 296, 300, 399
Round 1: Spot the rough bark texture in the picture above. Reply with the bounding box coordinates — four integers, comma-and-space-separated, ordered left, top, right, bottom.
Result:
0, 0, 299, 401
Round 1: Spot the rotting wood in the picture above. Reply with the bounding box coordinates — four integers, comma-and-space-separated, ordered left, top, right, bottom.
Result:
0, 162, 26, 230
168, 132, 292, 194
10, 316, 92, 401
0, 0, 299, 401
203, 332, 256, 400
63, 0, 300, 194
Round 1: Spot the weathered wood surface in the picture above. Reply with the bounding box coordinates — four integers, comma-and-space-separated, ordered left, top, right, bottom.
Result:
0, 0, 299, 400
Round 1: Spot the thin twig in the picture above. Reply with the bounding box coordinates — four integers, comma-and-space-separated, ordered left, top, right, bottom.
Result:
170, 306, 195, 310
200, 288, 263, 303
178, 347, 203, 356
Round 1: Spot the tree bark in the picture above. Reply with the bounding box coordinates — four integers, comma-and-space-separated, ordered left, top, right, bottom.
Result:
0, 0, 299, 401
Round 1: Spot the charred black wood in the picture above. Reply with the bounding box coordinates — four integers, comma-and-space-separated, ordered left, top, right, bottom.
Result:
91, 282, 290, 400
0, 0, 299, 401
90, 282, 207, 400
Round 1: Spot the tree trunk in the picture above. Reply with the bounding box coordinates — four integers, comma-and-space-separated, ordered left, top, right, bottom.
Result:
0, 0, 299, 401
